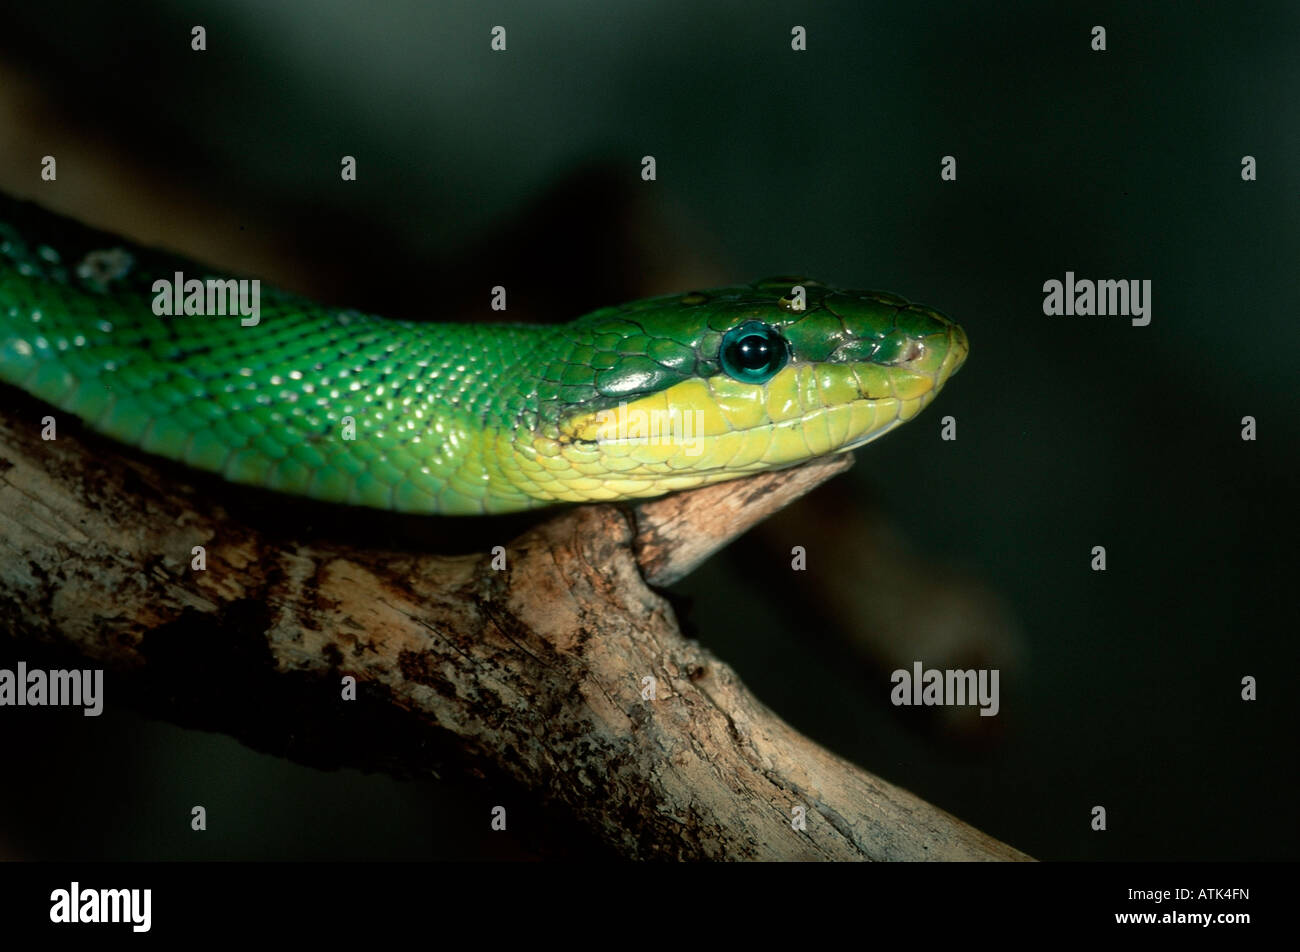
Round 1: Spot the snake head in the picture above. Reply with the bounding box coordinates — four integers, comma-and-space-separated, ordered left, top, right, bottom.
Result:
521, 278, 968, 503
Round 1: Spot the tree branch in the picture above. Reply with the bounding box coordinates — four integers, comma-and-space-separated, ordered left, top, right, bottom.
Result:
0, 397, 1029, 861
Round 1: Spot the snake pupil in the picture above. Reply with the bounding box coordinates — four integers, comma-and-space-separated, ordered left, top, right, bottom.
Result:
719, 321, 789, 382
734, 335, 770, 367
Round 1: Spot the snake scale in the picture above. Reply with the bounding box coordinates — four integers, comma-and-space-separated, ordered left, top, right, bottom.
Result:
0, 194, 967, 514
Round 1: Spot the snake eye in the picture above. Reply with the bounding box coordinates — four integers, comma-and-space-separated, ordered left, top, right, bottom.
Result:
719, 321, 789, 383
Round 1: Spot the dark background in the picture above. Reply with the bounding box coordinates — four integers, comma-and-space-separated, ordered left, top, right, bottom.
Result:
0, 0, 1295, 861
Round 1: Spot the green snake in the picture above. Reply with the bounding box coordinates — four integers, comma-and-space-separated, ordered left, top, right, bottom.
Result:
0, 194, 967, 515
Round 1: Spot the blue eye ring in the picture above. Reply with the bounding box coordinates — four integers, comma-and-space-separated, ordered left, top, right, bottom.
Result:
719, 321, 789, 383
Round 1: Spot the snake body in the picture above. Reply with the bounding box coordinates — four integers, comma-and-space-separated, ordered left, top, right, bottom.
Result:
0, 195, 967, 514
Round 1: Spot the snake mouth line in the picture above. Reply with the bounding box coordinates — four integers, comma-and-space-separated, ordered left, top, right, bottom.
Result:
568, 388, 934, 471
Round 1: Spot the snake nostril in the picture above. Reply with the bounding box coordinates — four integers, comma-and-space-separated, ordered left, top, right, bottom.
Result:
900, 340, 924, 364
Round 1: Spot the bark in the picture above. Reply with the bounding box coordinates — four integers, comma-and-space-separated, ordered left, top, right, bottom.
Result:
0, 399, 1030, 861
